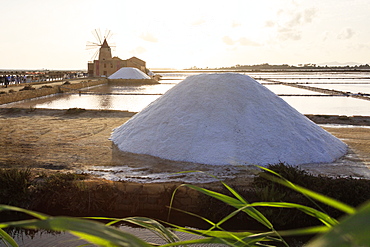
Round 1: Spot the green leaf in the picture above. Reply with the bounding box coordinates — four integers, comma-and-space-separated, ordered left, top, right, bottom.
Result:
0, 228, 18, 247
161, 238, 240, 247
256, 167, 356, 215
307, 201, 370, 247
221, 181, 248, 204
0, 204, 48, 220
183, 184, 273, 229
248, 202, 338, 226
121, 217, 180, 243
276, 225, 329, 237
1, 217, 151, 247
85, 216, 180, 243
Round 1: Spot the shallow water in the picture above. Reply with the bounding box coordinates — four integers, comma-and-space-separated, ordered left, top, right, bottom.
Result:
264, 84, 326, 95
306, 83, 370, 94
2, 225, 213, 247
282, 96, 370, 116
1, 72, 370, 116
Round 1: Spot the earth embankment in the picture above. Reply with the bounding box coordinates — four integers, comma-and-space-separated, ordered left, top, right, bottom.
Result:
0, 108, 369, 182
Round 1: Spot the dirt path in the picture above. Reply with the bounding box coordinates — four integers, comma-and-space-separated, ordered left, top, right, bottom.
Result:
0, 108, 134, 172
0, 108, 369, 184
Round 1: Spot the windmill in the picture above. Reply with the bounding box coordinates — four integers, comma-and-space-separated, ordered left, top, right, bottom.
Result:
86, 29, 116, 61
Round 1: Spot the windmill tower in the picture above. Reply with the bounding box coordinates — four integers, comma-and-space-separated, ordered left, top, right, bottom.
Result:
87, 29, 148, 78
87, 29, 117, 77
98, 39, 112, 60
86, 29, 114, 61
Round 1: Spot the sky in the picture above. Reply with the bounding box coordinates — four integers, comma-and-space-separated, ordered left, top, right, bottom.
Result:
1, 0, 369, 70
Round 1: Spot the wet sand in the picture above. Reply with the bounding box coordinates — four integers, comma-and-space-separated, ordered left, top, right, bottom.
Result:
0, 108, 369, 186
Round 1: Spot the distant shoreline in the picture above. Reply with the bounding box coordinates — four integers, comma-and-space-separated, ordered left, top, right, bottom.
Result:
1, 67, 370, 75
153, 68, 370, 73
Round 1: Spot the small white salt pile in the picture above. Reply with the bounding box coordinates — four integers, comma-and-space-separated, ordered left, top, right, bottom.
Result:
108, 67, 151, 79
111, 73, 347, 166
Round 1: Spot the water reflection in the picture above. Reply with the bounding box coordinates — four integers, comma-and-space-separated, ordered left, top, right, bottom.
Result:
282, 96, 370, 116
85, 81, 178, 95
264, 84, 326, 95
27, 94, 161, 112
1, 73, 369, 116
306, 84, 370, 94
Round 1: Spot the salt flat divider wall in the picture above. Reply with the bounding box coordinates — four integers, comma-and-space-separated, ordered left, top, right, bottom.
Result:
0, 79, 108, 105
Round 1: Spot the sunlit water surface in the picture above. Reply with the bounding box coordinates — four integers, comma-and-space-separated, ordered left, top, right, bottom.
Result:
1, 72, 370, 116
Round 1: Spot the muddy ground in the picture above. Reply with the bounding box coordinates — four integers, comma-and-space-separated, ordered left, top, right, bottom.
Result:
0, 108, 369, 187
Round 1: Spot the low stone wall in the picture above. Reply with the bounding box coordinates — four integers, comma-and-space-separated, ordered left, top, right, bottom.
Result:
58, 79, 108, 93
0, 79, 107, 105
79, 179, 203, 215
0, 87, 60, 105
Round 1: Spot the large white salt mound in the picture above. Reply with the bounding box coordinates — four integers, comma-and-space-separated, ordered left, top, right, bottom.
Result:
111, 73, 347, 166
108, 67, 151, 79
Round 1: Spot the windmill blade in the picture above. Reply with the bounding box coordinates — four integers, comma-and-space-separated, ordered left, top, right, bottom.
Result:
109, 42, 117, 51
93, 28, 103, 44
91, 49, 99, 60
91, 30, 100, 44
86, 41, 100, 46
104, 29, 110, 39
86, 41, 101, 50
105, 29, 113, 41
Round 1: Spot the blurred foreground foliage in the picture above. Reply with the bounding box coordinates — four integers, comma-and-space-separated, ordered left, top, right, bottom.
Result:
0, 164, 369, 246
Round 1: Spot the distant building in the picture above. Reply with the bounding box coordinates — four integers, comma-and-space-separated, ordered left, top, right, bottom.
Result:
87, 39, 147, 77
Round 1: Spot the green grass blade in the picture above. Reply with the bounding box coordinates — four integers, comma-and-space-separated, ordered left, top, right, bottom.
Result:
165, 206, 218, 228
1, 217, 151, 247
84, 216, 122, 226
183, 184, 273, 229
174, 228, 256, 238
221, 181, 248, 204
256, 168, 356, 215
306, 201, 370, 247
276, 225, 329, 237
85, 216, 180, 243
173, 228, 276, 246
0, 228, 18, 247
248, 202, 338, 226
0, 204, 48, 220
163, 237, 238, 247
161, 219, 259, 245
121, 217, 180, 243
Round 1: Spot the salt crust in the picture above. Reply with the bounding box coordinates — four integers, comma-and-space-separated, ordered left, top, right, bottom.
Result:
108, 67, 151, 79
111, 73, 347, 166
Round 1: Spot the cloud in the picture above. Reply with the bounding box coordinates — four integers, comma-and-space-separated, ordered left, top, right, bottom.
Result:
265, 20, 275, 28
191, 18, 206, 26
303, 8, 316, 23
130, 46, 146, 54
139, 33, 158, 42
322, 31, 329, 41
222, 36, 260, 46
277, 27, 301, 41
337, 28, 355, 40
286, 12, 302, 27
239, 37, 260, 46
222, 36, 235, 45
231, 21, 241, 28
268, 7, 316, 41
285, 8, 316, 28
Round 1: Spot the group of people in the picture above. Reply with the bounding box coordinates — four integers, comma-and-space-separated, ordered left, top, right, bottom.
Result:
0, 75, 28, 87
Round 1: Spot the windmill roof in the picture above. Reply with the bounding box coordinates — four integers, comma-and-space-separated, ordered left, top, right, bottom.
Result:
111, 73, 347, 166
101, 39, 110, 48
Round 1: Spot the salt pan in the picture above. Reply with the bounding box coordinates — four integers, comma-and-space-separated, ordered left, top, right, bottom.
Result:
111, 73, 347, 166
